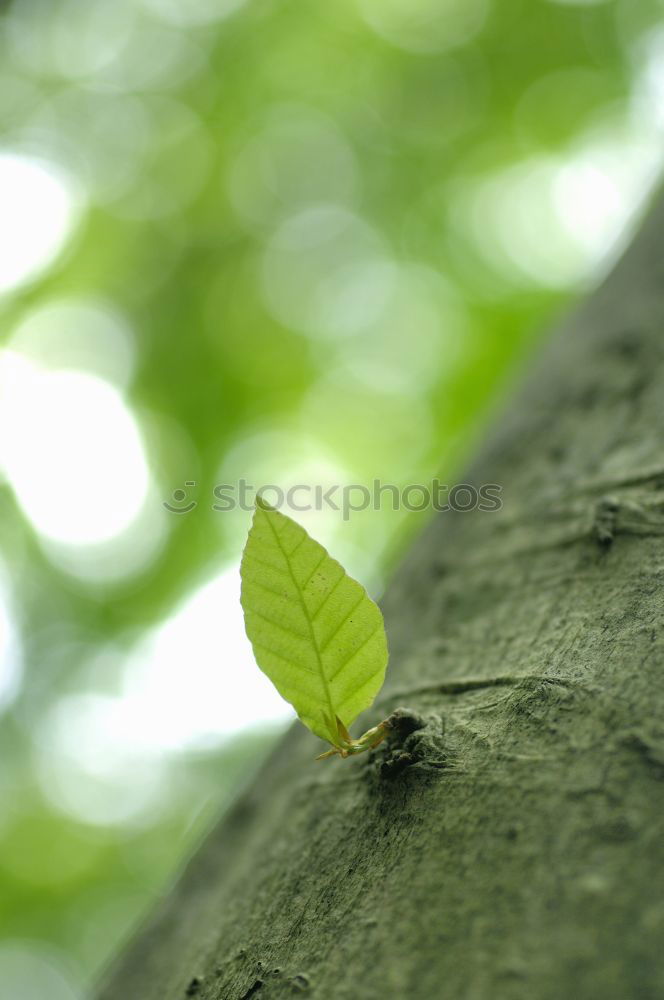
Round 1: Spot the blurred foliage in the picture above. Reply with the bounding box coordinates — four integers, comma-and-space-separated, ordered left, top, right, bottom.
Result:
0, 0, 663, 995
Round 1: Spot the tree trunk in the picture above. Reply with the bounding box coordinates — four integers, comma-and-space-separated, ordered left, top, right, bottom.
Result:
96, 195, 664, 1000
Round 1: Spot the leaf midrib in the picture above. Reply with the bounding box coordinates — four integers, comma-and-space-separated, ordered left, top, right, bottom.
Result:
262, 509, 337, 732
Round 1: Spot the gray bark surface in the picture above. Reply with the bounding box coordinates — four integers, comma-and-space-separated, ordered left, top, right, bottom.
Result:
96, 197, 664, 1000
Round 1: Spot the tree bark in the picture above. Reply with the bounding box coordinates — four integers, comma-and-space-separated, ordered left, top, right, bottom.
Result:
96, 194, 664, 1000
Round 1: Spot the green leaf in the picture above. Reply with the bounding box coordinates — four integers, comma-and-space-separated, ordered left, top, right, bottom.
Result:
240, 499, 388, 748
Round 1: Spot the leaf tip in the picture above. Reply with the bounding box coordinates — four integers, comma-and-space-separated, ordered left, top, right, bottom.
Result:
255, 493, 276, 514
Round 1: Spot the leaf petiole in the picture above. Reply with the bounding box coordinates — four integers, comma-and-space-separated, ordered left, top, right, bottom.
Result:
315, 715, 390, 760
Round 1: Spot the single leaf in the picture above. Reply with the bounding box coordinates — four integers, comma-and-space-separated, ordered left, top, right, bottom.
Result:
240, 499, 388, 748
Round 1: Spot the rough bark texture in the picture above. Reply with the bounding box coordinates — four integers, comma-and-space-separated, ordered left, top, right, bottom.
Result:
96, 197, 664, 1000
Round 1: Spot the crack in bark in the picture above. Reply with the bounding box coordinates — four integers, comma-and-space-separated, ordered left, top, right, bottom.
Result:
376, 673, 582, 708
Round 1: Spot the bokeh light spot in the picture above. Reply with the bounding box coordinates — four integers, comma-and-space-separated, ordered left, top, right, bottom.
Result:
37, 568, 290, 827
0, 154, 78, 295
8, 298, 137, 389
301, 375, 434, 484
632, 27, 664, 133
0, 354, 150, 546
123, 567, 292, 753
0, 942, 81, 1000
109, 97, 212, 219
30, 88, 154, 203
39, 489, 167, 586
357, 0, 489, 54
330, 263, 465, 394
453, 122, 663, 290
228, 104, 359, 231
261, 205, 390, 339
217, 424, 359, 554
140, 0, 249, 27
39, 720, 168, 828
0, 570, 22, 715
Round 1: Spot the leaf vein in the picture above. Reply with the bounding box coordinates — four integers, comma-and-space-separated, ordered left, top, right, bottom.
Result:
285, 533, 306, 558
310, 573, 346, 620
251, 640, 319, 678
318, 592, 365, 650
261, 512, 337, 725
336, 666, 384, 715
243, 552, 290, 578
243, 578, 289, 601
328, 624, 382, 682
299, 550, 327, 591
245, 606, 309, 642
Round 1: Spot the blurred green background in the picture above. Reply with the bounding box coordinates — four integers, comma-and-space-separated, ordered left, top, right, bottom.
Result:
0, 0, 662, 995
